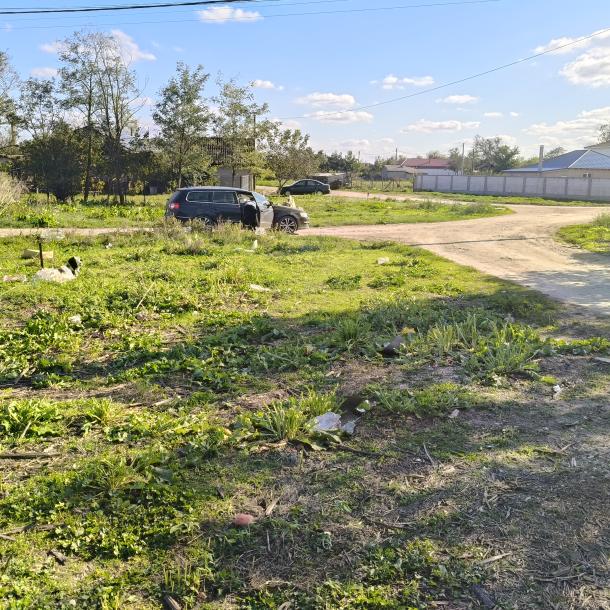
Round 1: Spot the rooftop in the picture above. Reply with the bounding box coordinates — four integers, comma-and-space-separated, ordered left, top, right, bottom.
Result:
400, 157, 451, 169
505, 149, 610, 173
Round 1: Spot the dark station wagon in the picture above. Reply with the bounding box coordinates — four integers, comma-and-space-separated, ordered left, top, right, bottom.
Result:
165, 187, 309, 233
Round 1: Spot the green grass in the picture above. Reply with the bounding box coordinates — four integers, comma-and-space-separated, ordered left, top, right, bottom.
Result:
0, 192, 509, 230
409, 190, 610, 207
267, 194, 511, 226
0, 223, 608, 608
557, 213, 610, 253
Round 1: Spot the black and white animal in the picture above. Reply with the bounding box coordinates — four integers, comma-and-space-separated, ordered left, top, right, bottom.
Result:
33, 256, 82, 283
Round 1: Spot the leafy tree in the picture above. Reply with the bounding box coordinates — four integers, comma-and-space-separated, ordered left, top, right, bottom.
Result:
264, 126, 318, 188
0, 52, 19, 149
448, 147, 464, 173
18, 78, 63, 138
58, 31, 105, 203
545, 146, 566, 159
472, 135, 520, 173
22, 122, 82, 202
599, 124, 610, 144
154, 62, 212, 188
91, 33, 145, 203
212, 78, 272, 184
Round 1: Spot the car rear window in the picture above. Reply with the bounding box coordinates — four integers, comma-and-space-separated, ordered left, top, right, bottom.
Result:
213, 191, 236, 204
186, 190, 214, 202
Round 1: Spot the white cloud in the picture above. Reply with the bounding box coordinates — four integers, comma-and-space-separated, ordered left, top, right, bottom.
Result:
197, 7, 262, 23
560, 47, 610, 88
296, 92, 356, 108
3, 23, 12, 33
307, 110, 374, 124
173, 46, 185, 53
272, 118, 301, 130
110, 29, 156, 62
402, 119, 480, 133
510, 111, 520, 117
30, 67, 58, 78
40, 41, 63, 54
41, 31, 155, 63
439, 94, 478, 104
340, 139, 371, 148
524, 106, 610, 149
378, 74, 434, 90
253, 79, 284, 91
536, 29, 610, 88
492, 134, 518, 146
484, 111, 503, 118
535, 29, 610, 55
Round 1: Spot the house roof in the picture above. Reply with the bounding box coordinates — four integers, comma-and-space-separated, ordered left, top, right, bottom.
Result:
384, 165, 418, 174
505, 149, 610, 173
400, 157, 451, 169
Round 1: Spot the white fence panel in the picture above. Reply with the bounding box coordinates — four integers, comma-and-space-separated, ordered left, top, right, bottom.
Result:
566, 179, 589, 198
414, 174, 610, 202
590, 179, 610, 199
505, 177, 525, 194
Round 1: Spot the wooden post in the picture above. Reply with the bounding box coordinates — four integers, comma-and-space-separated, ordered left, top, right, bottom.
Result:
38, 238, 44, 269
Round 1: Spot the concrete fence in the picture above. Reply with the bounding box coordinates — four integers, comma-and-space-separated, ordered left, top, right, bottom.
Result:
414, 174, 610, 202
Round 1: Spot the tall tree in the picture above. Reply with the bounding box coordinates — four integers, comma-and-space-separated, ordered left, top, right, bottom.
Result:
58, 31, 104, 203
264, 126, 318, 188
154, 62, 211, 188
92, 34, 144, 203
599, 123, 610, 144
18, 78, 63, 139
0, 52, 19, 149
212, 79, 271, 184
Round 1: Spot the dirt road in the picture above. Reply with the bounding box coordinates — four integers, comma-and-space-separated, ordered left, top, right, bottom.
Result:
305, 204, 610, 317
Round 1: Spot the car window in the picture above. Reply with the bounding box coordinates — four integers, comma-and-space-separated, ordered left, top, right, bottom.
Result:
186, 190, 214, 203
306, 181, 316, 186
252, 192, 270, 207
213, 191, 236, 204
295, 180, 305, 186
237, 193, 254, 204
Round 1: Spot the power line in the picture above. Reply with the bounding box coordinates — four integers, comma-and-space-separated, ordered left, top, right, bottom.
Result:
2, 0, 501, 28
278, 26, 610, 121
0, 0, 269, 16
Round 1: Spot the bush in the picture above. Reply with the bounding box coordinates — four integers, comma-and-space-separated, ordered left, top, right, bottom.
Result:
0, 172, 26, 217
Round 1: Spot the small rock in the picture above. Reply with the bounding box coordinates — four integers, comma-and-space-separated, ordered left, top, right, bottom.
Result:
249, 284, 271, 293
135, 310, 148, 321
233, 513, 256, 527
67, 314, 82, 325
381, 335, 405, 357
553, 385, 563, 398
377, 257, 390, 265
2, 274, 27, 283
449, 409, 460, 419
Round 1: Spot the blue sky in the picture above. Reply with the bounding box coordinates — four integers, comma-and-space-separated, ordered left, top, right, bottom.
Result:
2, 0, 610, 159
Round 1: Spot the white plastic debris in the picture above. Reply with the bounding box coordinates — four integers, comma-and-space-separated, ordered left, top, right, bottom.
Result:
312, 412, 342, 432
67, 314, 82, 326
553, 385, 563, 398
252, 240, 259, 250
377, 257, 390, 265
449, 409, 460, 419
249, 284, 271, 293
341, 421, 357, 435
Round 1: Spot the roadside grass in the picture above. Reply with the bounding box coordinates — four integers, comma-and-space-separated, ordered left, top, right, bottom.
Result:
0, 225, 609, 608
557, 213, 610, 253
0, 193, 509, 230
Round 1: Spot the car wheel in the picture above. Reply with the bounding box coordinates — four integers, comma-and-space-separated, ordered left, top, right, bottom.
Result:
194, 215, 214, 230
277, 215, 299, 234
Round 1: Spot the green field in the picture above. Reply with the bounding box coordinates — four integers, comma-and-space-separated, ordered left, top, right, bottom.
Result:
1, 225, 609, 608
557, 213, 610, 253
0, 194, 509, 230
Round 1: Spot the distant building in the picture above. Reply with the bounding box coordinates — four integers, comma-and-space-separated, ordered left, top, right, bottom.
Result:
381, 165, 419, 180
398, 157, 456, 176
502, 148, 610, 179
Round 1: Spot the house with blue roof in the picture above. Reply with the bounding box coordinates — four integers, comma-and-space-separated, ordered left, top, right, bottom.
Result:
503, 145, 610, 179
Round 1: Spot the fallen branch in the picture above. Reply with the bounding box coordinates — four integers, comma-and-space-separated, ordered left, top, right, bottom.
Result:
480, 552, 513, 565
423, 443, 436, 467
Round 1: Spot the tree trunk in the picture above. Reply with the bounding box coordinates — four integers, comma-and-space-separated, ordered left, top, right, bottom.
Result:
83, 88, 94, 204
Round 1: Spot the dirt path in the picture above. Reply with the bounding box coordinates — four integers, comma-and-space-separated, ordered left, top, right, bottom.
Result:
304, 204, 610, 317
